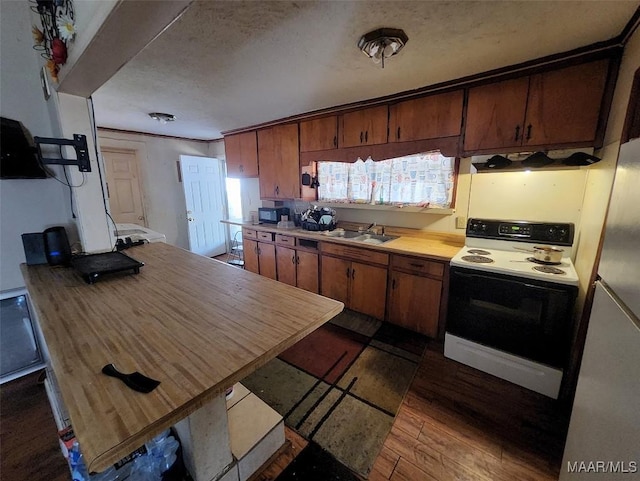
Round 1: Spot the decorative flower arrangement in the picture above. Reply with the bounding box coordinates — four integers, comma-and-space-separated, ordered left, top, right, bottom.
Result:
31, 0, 76, 83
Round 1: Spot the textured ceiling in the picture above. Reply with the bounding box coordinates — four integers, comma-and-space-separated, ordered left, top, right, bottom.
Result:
92, 0, 638, 140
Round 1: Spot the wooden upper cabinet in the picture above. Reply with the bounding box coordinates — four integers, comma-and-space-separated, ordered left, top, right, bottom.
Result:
258, 123, 300, 200
464, 59, 611, 153
524, 59, 609, 147
340, 105, 388, 148
300, 116, 337, 152
224, 131, 258, 177
464, 77, 530, 152
389, 90, 464, 143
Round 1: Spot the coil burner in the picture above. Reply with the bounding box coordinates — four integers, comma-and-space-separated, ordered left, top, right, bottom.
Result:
533, 265, 566, 275
462, 255, 494, 264
467, 249, 491, 255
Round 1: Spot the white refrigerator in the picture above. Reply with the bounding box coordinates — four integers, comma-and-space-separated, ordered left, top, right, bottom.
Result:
560, 138, 640, 479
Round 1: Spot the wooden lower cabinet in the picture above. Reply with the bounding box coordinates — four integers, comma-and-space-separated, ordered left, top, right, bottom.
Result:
387, 271, 441, 337
243, 239, 276, 279
276, 246, 319, 293
320, 255, 387, 319
296, 250, 319, 294
387, 254, 445, 338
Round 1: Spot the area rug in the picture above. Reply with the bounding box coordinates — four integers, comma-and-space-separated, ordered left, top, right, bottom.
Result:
241, 310, 428, 478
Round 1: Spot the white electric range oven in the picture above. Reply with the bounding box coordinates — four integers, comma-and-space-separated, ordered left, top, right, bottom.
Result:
444, 218, 579, 399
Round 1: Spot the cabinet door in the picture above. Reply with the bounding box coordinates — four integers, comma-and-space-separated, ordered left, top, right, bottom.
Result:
276, 246, 297, 287
524, 59, 609, 147
258, 242, 277, 280
389, 90, 463, 142
464, 77, 530, 152
273, 123, 300, 199
257, 128, 277, 199
224, 131, 258, 177
244, 239, 259, 274
320, 256, 350, 305
388, 271, 441, 337
296, 250, 319, 294
340, 105, 389, 148
349, 262, 387, 320
300, 116, 337, 152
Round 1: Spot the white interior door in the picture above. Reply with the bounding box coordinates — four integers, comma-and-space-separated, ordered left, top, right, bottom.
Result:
102, 148, 147, 226
180, 155, 226, 257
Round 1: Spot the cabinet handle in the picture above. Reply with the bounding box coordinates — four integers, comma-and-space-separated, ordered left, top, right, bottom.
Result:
360, 131, 364, 143
514, 125, 520, 141
351, 268, 355, 279
255, 246, 260, 255
239, 165, 244, 173
275, 185, 279, 196
333, 135, 337, 147
392, 278, 396, 289
397, 126, 401, 140
365, 131, 368, 143
526, 124, 532, 141
292, 255, 296, 264
346, 267, 350, 278
295, 255, 300, 264
409, 263, 424, 268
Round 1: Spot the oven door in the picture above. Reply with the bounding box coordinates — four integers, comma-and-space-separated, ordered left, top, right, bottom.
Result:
446, 267, 577, 368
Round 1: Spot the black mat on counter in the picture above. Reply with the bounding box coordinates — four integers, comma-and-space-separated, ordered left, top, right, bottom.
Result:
274, 442, 359, 481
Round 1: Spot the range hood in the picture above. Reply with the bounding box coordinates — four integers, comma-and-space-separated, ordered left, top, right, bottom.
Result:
471, 148, 600, 173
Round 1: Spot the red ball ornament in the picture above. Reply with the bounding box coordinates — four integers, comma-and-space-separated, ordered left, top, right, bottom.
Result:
51, 38, 67, 65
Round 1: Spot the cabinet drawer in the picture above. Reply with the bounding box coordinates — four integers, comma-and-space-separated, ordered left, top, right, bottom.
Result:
243, 229, 257, 240
321, 242, 389, 266
258, 231, 275, 242
391, 255, 444, 278
275, 234, 296, 247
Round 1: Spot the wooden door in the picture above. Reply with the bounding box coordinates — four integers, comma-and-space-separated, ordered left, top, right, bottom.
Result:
273, 123, 300, 199
244, 239, 259, 274
349, 262, 387, 320
320, 256, 350, 305
224, 131, 258, 177
464, 77, 530, 152
340, 105, 388, 148
257, 128, 277, 199
258, 242, 277, 280
389, 90, 463, 142
388, 271, 441, 337
276, 246, 297, 287
524, 59, 609, 147
300, 116, 337, 152
296, 250, 318, 293
102, 148, 146, 225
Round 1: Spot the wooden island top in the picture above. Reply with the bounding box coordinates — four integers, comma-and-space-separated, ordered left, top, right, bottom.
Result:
21, 242, 343, 473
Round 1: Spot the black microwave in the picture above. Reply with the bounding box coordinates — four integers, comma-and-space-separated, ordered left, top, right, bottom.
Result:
258, 207, 290, 224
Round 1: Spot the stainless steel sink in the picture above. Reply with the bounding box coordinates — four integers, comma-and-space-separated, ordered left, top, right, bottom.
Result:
351, 233, 399, 244
324, 230, 364, 239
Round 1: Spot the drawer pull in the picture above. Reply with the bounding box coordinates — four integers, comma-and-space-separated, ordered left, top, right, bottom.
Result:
346, 267, 350, 278
410, 263, 424, 268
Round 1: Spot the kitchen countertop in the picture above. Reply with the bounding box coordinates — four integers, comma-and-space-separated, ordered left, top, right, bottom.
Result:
21, 242, 343, 472
223, 220, 465, 262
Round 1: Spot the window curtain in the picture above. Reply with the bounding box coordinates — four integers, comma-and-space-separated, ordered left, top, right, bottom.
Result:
317, 151, 454, 208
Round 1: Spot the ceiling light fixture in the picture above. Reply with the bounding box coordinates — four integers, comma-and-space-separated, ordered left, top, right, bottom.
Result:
148, 112, 176, 124
358, 28, 408, 68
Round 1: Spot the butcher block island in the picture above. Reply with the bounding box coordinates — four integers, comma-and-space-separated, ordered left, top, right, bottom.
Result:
21, 242, 344, 479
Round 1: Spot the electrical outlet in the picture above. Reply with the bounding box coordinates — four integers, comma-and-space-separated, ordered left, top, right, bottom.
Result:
456, 216, 467, 229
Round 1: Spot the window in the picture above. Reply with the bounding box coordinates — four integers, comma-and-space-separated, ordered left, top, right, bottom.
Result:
317, 151, 455, 208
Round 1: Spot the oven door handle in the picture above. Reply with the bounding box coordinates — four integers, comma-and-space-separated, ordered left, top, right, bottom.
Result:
455, 271, 570, 295
523, 283, 567, 294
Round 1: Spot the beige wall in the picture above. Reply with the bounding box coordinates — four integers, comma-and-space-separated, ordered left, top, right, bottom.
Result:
97, 130, 210, 249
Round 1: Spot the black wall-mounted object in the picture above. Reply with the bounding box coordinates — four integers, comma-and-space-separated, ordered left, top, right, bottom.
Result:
34, 134, 91, 172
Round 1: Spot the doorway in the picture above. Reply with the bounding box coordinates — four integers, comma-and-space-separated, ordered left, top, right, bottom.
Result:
180, 155, 227, 257
102, 148, 147, 226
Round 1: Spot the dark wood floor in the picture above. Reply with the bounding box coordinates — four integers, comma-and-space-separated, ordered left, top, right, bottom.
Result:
0, 343, 569, 481
1, 371, 69, 481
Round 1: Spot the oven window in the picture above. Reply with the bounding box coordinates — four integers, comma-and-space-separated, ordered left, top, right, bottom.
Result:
446, 268, 577, 367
